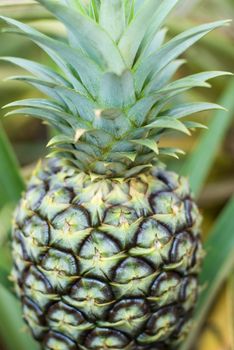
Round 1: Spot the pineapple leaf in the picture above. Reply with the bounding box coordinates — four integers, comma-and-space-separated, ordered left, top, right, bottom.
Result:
145, 117, 191, 135
51, 147, 95, 163
0, 55, 88, 95
159, 147, 185, 159
145, 59, 186, 94
131, 138, 159, 154
135, 20, 231, 94
99, 0, 125, 42
37, 0, 126, 74
0, 2, 232, 179
0, 15, 101, 96
3, 98, 64, 112
94, 108, 124, 120
140, 27, 168, 59
125, 164, 153, 178
61, 0, 87, 14
99, 70, 136, 108
134, 0, 144, 12
5, 107, 78, 134
93, 111, 132, 138
183, 121, 208, 130
54, 86, 96, 123
114, 152, 137, 162
0, 56, 71, 87
134, 60, 187, 125
4, 75, 97, 124
162, 102, 226, 119
47, 135, 76, 147
124, 0, 135, 24
89, 0, 100, 21
4, 75, 70, 103
128, 95, 157, 126
154, 71, 233, 97
119, 0, 179, 67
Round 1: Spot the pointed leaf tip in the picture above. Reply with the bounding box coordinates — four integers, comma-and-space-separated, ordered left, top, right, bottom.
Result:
136, 21, 232, 93
75, 128, 86, 142
146, 117, 191, 135
37, 0, 126, 74
99, 0, 125, 42
131, 139, 159, 154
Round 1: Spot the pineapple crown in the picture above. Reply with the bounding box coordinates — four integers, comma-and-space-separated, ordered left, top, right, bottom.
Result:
0, 0, 231, 177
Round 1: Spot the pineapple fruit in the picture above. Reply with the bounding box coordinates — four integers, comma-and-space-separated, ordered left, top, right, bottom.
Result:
0, 1, 230, 349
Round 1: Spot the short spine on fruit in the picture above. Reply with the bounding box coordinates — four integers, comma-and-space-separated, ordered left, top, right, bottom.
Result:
1, 0, 230, 349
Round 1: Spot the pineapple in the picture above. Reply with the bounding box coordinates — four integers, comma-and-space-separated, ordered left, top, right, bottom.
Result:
1, 1, 230, 349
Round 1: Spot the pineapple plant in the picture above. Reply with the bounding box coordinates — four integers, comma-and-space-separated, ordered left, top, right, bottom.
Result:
0, 1, 231, 349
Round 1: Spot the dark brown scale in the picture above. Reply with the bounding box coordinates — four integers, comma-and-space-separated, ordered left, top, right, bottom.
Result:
150, 271, 181, 296
169, 232, 195, 266
25, 185, 47, 211
190, 239, 203, 269
23, 296, 48, 339
43, 331, 79, 350
84, 328, 131, 349
108, 298, 149, 322
70, 277, 114, 303
46, 301, 87, 325
52, 204, 91, 230
152, 169, 178, 191
23, 265, 54, 294
184, 199, 194, 227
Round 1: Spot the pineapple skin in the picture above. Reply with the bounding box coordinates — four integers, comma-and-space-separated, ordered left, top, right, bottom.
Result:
12, 159, 203, 350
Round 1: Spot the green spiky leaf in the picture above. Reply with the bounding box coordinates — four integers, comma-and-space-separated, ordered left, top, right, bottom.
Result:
155, 71, 233, 97
0, 15, 102, 96
99, 0, 125, 42
131, 138, 159, 154
136, 20, 231, 93
119, 0, 179, 67
159, 147, 185, 159
145, 116, 191, 135
99, 70, 136, 107
163, 102, 225, 119
37, 0, 126, 74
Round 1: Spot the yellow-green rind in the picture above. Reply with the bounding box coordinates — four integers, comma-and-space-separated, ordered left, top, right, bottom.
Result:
12, 159, 203, 350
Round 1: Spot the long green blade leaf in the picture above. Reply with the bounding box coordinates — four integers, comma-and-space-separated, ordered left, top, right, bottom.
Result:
136, 20, 230, 94
99, 70, 136, 107
0, 15, 101, 96
163, 102, 225, 119
99, 0, 125, 42
0, 125, 24, 207
180, 78, 234, 196
37, 0, 126, 74
0, 56, 71, 87
181, 196, 234, 350
119, 0, 179, 67
0, 285, 39, 350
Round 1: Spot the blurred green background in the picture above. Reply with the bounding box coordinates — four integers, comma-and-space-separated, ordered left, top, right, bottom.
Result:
0, 1, 233, 350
